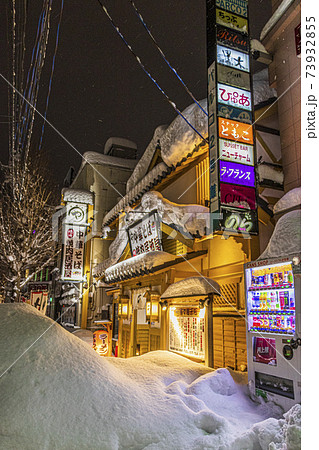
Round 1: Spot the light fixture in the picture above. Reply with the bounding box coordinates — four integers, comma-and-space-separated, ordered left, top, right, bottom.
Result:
159, 300, 168, 311
146, 291, 160, 322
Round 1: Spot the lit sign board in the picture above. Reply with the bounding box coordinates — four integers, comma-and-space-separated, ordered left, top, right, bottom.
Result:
217, 64, 250, 90
128, 211, 162, 257
217, 44, 249, 72
208, 62, 219, 214
217, 26, 249, 52
253, 337, 277, 365
218, 104, 252, 123
218, 117, 253, 144
65, 202, 88, 226
216, 9, 248, 34
220, 183, 256, 210
218, 83, 252, 111
61, 225, 86, 281
220, 206, 258, 234
219, 138, 254, 165
216, 0, 248, 18
220, 160, 255, 187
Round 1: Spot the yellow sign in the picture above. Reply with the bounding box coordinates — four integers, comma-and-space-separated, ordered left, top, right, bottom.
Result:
216, 8, 248, 34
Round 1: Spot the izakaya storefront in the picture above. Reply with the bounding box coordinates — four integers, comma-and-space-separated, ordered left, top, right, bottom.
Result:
160, 277, 221, 366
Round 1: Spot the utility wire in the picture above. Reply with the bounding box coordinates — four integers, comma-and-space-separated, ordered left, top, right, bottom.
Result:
96, 0, 208, 143
128, 0, 207, 117
38, 0, 64, 151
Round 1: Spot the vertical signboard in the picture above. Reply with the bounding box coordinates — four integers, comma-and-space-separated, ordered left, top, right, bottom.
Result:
61, 202, 88, 281
207, 0, 258, 235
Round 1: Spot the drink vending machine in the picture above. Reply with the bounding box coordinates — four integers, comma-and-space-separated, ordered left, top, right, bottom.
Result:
244, 255, 301, 412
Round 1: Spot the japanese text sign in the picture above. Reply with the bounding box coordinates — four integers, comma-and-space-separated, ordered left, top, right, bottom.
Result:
253, 337, 277, 365
218, 83, 252, 111
128, 212, 162, 257
220, 183, 256, 210
218, 117, 253, 144
216, 0, 248, 18
61, 225, 86, 281
220, 207, 258, 234
216, 8, 248, 34
220, 160, 255, 187
219, 138, 254, 165
217, 25, 249, 52
217, 44, 249, 72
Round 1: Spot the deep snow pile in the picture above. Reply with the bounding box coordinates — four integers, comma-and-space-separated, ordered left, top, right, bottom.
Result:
0, 304, 301, 450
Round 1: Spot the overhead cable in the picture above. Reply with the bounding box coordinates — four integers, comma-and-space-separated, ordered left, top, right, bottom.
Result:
128, 0, 207, 117
96, 0, 208, 143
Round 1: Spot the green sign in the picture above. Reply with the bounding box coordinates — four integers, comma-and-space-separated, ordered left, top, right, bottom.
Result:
216, 0, 248, 18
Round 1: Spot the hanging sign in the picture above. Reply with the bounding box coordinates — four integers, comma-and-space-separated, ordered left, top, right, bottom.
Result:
216, 0, 248, 18
128, 211, 162, 257
218, 83, 252, 111
30, 291, 48, 314
219, 139, 254, 165
217, 44, 249, 72
220, 160, 255, 187
220, 183, 256, 210
65, 202, 88, 226
217, 64, 250, 90
220, 207, 258, 234
61, 225, 86, 281
218, 104, 252, 123
216, 8, 248, 34
218, 117, 253, 144
216, 25, 249, 52
208, 62, 219, 214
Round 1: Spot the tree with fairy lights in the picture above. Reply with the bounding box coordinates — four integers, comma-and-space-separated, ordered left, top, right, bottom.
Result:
0, 156, 58, 302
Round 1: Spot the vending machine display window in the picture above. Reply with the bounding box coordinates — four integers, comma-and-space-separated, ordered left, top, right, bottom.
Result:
255, 371, 294, 399
253, 337, 277, 366
245, 261, 296, 335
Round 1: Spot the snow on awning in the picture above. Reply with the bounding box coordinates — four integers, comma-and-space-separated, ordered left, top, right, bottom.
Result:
273, 187, 301, 215
104, 251, 176, 283
62, 188, 94, 205
161, 276, 221, 299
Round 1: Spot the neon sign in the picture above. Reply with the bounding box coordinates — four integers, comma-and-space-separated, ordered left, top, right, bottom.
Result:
219, 138, 254, 165
217, 44, 250, 72
218, 117, 253, 144
220, 160, 255, 187
220, 183, 256, 210
218, 83, 252, 111
220, 207, 258, 234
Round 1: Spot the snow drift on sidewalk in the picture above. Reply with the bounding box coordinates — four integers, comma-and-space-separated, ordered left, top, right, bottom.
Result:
0, 304, 301, 450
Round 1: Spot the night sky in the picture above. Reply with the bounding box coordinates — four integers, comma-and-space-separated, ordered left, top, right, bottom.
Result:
0, 0, 271, 188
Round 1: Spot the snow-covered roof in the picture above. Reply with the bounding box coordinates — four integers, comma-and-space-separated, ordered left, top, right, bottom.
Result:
258, 209, 301, 260
273, 187, 301, 215
62, 188, 94, 204
161, 276, 221, 299
0, 303, 300, 449
260, 0, 295, 41
126, 125, 168, 193
257, 162, 284, 186
104, 137, 137, 155
80, 151, 137, 170
104, 251, 176, 283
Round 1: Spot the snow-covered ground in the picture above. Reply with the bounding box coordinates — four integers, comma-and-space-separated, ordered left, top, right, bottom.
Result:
0, 304, 301, 450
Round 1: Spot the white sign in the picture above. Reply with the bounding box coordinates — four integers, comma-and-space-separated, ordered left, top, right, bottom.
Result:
217, 44, 250, 72
65, 202, 88, 225
218, 83, 252, 111
128, 212, 162, 257
219, 139, 254, 166
61, 224, 86, 281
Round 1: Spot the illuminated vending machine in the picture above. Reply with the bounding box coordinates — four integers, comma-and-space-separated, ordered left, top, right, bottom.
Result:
244, 255, 301, 412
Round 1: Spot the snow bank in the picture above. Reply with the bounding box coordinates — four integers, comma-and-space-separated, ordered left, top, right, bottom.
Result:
0, 304, 300, 450
273, 187, 301, 215
259, 210, 301, 260
253, 69, 277, 106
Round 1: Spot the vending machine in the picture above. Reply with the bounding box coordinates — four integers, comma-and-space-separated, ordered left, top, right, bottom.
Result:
244, 255, 301, 412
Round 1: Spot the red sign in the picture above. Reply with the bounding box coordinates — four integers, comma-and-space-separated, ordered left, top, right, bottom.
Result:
220, 183, 256, 210
253, 337, 277, 365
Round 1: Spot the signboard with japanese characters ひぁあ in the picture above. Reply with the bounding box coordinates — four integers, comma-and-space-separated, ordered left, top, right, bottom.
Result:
217, 83, 252, 111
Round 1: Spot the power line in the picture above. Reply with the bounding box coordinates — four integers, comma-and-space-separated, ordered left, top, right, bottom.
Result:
128, 0, 207, 117
96, 0, 208, 144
